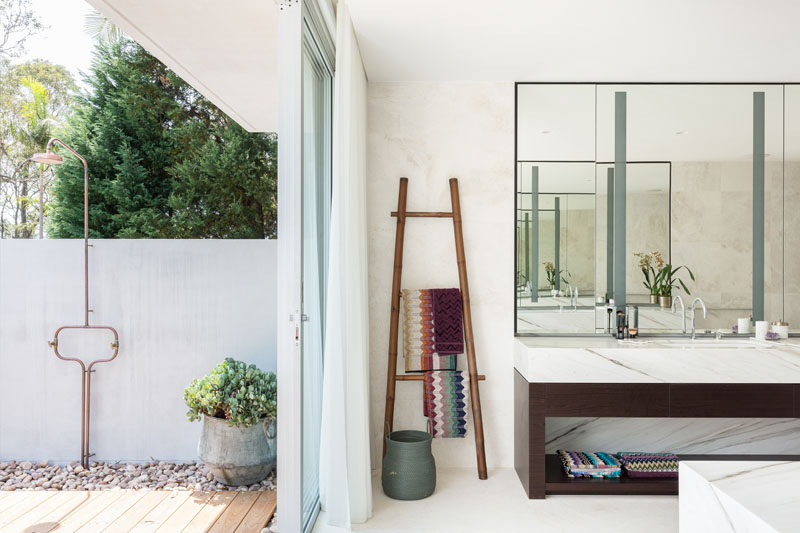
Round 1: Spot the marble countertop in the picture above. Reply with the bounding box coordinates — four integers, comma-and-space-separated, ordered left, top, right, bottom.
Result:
680, 460, 800, 532
514, 337, 800, 383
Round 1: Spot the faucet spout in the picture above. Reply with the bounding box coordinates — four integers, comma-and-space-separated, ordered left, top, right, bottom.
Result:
671, 295, 686, 334
690, 297, 708, 340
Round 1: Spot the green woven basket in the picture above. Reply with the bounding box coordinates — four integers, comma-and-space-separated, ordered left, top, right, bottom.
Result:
382, 423, 436, 500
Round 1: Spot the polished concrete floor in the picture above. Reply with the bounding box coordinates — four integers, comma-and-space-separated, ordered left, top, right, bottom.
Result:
315, 467, 678, 532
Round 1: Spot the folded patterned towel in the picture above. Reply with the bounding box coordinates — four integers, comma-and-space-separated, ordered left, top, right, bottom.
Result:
402, 289, 457, 372
432, 288, 464, 354
617, 452, 679, 478
557, 450, 622, 478
423, 370, 468, 437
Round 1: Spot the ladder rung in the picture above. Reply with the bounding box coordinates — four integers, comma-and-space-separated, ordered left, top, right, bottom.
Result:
391, 211, 453, 218
396, 374, 486, 381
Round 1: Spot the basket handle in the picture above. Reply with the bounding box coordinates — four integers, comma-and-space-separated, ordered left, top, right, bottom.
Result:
426, 417, 433, 436
384, 421, 391, 441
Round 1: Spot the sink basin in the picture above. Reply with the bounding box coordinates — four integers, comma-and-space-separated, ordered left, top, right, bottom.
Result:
659, 339, 773, 349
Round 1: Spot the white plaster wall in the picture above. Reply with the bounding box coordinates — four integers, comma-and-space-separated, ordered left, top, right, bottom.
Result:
0, 239, 276, 462
368, 82, 514, 469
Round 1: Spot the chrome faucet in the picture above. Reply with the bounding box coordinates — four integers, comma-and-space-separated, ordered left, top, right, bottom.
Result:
671, 295, 686, 334
690, 297, 707, 340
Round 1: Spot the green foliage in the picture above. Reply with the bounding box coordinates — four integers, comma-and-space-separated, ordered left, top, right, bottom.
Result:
49, 39, 277, 239
0, 60, 75, 238
168, 121, 277, 238
654, 264, 695, 297
184, 358, 277, 428
543, 261, 567, 289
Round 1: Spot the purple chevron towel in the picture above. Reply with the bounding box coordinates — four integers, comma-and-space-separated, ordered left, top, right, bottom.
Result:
617, 452, 679, 478
432, 288, 464, 354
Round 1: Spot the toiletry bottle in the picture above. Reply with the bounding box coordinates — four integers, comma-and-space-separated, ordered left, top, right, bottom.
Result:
616, 310, 626, 339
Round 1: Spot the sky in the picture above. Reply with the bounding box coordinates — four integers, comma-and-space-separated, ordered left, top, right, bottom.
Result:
19, 0, 97, 86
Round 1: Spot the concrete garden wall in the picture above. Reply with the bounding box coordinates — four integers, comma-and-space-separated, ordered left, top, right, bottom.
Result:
0, 239, 277, 463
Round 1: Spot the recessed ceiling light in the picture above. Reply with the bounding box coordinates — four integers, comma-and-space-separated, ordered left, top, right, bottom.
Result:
541, 130, 552, 134
675, 131, 688, 135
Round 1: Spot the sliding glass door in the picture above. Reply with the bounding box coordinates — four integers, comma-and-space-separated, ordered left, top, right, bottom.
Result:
300, 18, 332, 533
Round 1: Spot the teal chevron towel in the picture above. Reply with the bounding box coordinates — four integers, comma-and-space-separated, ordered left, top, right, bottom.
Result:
423, 370, 468, 438
557, 450, 622, 478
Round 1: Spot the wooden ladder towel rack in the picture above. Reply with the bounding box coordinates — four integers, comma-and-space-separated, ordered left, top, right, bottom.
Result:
383, 177, 488, 480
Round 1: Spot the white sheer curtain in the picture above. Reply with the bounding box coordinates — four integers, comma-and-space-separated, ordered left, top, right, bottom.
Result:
318, 1, 371, 528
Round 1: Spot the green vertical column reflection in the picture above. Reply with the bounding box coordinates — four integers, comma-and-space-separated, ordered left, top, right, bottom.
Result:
530, 166, 539, 303
607, 167, 614, 300
753, 91, 765, 321
614, 92, 627, 308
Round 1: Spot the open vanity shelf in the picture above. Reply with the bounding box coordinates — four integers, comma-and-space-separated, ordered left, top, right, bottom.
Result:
514, 353, 800, 499
543, 453, 800, 495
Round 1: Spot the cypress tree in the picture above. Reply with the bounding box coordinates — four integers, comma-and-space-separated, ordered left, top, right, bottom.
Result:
50, 39, 276, 238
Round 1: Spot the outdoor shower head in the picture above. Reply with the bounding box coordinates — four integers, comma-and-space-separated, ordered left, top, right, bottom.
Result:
30, 152, 63, 165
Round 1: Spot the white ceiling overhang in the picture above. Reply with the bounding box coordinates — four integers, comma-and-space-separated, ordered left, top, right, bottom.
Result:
348, 0, 800, 82
86, 0, 278, 132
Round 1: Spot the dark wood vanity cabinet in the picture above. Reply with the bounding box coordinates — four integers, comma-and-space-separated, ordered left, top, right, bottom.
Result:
514, 370, 800, 498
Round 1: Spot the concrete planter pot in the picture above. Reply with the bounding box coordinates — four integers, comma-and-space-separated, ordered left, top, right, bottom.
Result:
198, 414, 276, 486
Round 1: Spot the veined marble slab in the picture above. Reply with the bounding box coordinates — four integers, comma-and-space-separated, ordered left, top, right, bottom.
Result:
545, 417, 800, 455
680, 461, 800, 532
514, 337, 800, 383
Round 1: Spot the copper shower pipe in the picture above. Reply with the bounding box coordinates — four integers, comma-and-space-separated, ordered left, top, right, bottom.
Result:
49, 327, 118, 469
36, 138, 120, 468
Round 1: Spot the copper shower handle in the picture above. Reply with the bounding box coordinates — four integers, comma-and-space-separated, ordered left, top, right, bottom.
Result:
48, 324, 119, 468
50, 325, 119, 367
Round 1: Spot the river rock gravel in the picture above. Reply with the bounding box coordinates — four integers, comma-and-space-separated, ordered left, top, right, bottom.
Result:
0, 460, 276, 492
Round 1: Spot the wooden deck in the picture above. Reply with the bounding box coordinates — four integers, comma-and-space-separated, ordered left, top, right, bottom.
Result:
0, 489, 276, 533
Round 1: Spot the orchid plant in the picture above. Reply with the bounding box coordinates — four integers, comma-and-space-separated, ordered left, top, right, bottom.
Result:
634, 251, 694, 297
543, 261, 569, 290
634, 251, 664, 296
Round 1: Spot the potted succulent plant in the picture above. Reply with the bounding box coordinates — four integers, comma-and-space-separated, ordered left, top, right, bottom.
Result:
634, 251, 664, 304
185, 358, 277, 486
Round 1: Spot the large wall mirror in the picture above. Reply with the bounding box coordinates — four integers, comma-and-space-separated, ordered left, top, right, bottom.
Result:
516, 83, 797, 335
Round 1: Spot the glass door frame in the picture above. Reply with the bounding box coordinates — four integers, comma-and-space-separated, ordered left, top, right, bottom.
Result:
276, 1, 335, 532
300, 9, 334, 532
